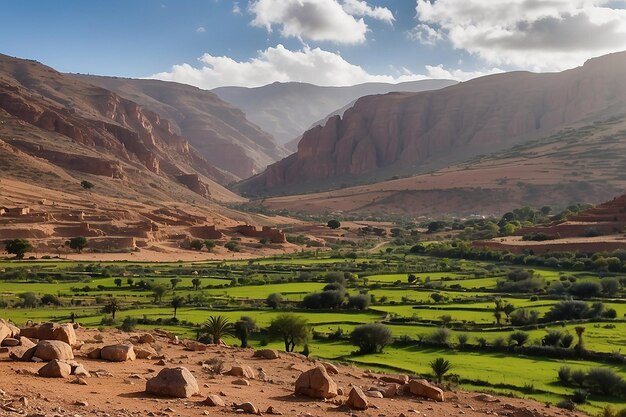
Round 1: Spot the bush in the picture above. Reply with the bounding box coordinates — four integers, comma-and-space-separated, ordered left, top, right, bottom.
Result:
509, 331, 529, 347
457, 333, 469, 347
120, 316, 138, 332
569, 282, 602, 299
543, 330, 564, 347
572, 389, 589, 404
571, 369, 586, 388
428, 327, 451, 345
350, 323, 392, 354
545, 300, 591, 321
510, 308, 539, 326
558, 366, 572, 384
347, 294, 370, 310
586, 368, 624, 396
557, 399, 576, 411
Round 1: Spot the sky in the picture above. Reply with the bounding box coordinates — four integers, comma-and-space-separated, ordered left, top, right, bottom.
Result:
2, 0, 626, 89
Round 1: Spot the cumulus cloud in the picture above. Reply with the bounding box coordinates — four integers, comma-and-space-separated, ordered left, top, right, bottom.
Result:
152, 45, 451, 89
232, 2, 242, 15
342, 0, 394, 24
195, 26, 206, 33
414, 0, 626, 71
248, 0, 393, 44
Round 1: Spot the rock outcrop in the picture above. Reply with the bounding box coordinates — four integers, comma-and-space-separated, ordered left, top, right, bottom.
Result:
33, 340, 74, 362
100, 344, 135, 362
294, 366, 338, 399
145, 367, 200, 398
408, 379, 445, 402
241, 51, 626, 194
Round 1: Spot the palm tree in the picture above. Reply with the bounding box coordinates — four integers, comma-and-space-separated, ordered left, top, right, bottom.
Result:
234, 316, 258, 348
430, 357, 452, 384
202, 315, 234, 345
171, 296, 184, 319
102, 297, 120, 320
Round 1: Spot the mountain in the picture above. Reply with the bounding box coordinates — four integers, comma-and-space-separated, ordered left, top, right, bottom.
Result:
239, 52, 626, 199
0, 53, 240, 202
212, 80, 457, 145
73, 75, 288, 180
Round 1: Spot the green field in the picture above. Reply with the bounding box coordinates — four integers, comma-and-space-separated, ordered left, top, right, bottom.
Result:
0, 254, 624, 413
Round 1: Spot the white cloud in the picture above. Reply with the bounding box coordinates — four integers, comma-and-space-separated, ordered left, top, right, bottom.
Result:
407, 24, 443, 45
232, 2, 242, 15
341, 0, 394, 25
196, 26, 206, 33
248, 0, 391, 44
150, 44, 454, 89
414, 0, 626, 71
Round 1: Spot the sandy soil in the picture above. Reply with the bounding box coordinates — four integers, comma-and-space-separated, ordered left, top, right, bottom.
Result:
0, 328, 587, 417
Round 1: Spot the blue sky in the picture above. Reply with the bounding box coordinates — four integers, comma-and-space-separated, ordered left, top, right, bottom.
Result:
2, 0, 626, 88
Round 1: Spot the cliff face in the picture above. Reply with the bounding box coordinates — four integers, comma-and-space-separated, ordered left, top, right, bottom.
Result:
74, 76, 288, 180
245, 52, 626, 192
0, 53, 238, 200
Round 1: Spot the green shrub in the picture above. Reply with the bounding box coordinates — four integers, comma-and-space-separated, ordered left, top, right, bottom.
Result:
120, 316, 138, 332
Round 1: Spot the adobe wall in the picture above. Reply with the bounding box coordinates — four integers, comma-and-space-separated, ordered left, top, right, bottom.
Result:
232, 225, 286, 243
189, 225, 223, 239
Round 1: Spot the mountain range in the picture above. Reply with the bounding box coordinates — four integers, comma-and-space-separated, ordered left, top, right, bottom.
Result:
212, 80, 457, 146
238, 51, 626, 210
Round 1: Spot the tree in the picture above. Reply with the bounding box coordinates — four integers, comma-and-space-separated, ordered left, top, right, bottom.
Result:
127, 278, 134, 287
171, 296, 184, 319
204, 240, 216, 252
327, 219, 341, 229
574, 326, 586, 353
151, 284, 168, 304
18, 292, 38, 308
191, 278, 202, 291
509, 331, 529, 347
170, 278, 181, 290
80, 180, 94, 190
234, 316, 257, 348
408, 274, 417, 284
189, 239, 204, 251
266, 293, 282, 309
40, 294, 61, 306
68, 236, 88, 253
350, 323, 392, 354
430, 357, 452, 384
4, 239, 33, 260
202, 315, 234, 345
347, 294, 370, 310
268, 314, 310, 352
601, 278, 620, 296
102, 297, 120, 320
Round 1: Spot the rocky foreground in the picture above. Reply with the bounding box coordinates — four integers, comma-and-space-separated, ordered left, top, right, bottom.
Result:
0, 320, 587, 417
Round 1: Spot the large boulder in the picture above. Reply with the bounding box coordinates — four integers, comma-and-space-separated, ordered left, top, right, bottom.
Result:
9, 345, 37, 362
101, 344, 135, 362
1, 338, 20, 347
346, 387, 369, 410
38, 359, 71, 378
138, 333, 155, 344
22, 322, 77, 346
227, 365, 255, 379
34, 340, 74, 361
86, 347, 102, 359
380, 374, 409, 385
408, 379, 444, 402
145, 367, 200, 398
19, 337, 36, 349
253, 349, 280, 359
294, 366, 338, 399
204, 394, 226, 407
0, 319, 20, 339
0, 322, 11, 343
134, 345, 157, 359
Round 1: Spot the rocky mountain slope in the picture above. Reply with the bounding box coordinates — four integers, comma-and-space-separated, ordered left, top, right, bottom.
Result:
74, 75, 288, 180
212, 79, 457, 145
239, 51, 626, 198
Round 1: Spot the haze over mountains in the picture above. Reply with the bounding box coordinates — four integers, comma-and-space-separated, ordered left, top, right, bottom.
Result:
212, 80, 457, 146
239, 52, 626, 210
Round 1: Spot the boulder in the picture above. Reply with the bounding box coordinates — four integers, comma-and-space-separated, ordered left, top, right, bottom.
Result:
0, 319, 19, 338
235, 402, 258, 414
86, 347, 101, 359
185, 340, 207, 352
227, 365, 255, 379
73, 365, 91, 377
364, 390, 383, 398
1, 338, 20, 347
134, 345, 157, 359
0, 322, 12, 342
294, 366, 338, 399
38, 323, 77, 346
19, 326, 40, 339
253, 349, 280, 359
9, 345, 36, 362
346, 387, 368, 410
319, 361, 339, 375
138, 333, 155, 344
34, 340, 74, 361
204, 394, 226, 407
408, 379, 444, 402
100, 344, 135, 362
19, 337, 36, 349
38, 359, 71, 378
145, 367, 200, 398
232, 378, 250, 386
375, 383, 399, 398
380, 374, 409, 385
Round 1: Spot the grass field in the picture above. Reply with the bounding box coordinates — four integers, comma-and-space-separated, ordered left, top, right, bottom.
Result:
0, 255, 624, 413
